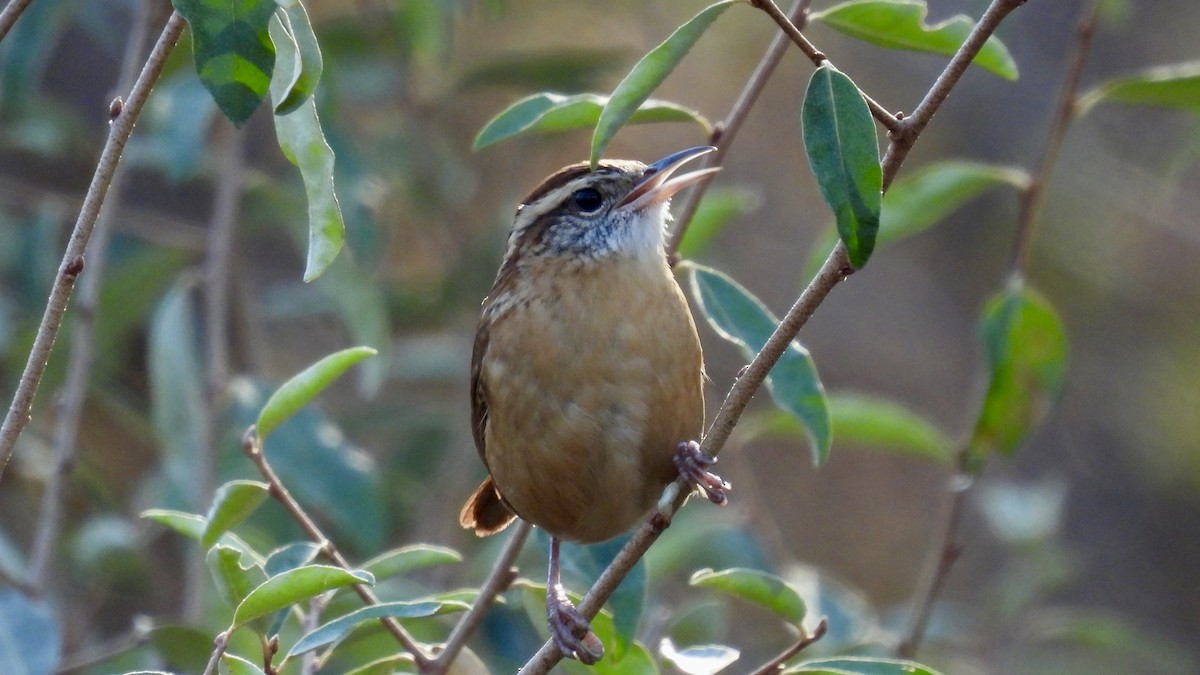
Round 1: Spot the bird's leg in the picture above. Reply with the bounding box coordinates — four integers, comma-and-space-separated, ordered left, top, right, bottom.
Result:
546, 536, 604, 664
674, 440, 731, 505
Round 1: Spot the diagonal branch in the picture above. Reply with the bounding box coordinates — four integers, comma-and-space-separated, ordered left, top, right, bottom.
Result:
0, 0, 35, 44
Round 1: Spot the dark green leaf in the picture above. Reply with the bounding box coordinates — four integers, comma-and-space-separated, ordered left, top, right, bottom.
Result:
149, 625, 214, 672
223, 653, 267, 675
271, 2, 323, 115
688, 265, 831, 464
786, 656, 943, 675
264, 542, 322, 577
268, 15, 344, 281
677, 187, 758, 259
201, 480, 270, 550
591, 0, 737, 165
141, 509, 263, 563
232, 565, 374, 628
474, 92, 709, 150
660, 638, 740, 675
208, 545, 268, 608
804, 160, 1028, 277
174, 0, 277, 126
690, 567, 806, 625
286, 600, 466, 657
811, 0, 1017, 81
0, 589, 60, 674
969, 280, 1068, 459
362, 544, 462, 582
802, 64, 882, 269
256, 346, 377, 438
1078, 61, 1200, 115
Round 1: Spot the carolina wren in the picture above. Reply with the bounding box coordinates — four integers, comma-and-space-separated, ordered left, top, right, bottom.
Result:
460, 146, 730, 663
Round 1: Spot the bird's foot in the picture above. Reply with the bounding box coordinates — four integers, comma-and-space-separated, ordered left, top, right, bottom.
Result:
674, 441, 731, 505
547, 584, 604, 664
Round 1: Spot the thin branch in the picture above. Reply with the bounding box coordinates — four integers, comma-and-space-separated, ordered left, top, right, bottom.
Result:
0, 0, 35, 44
27, 0, 158, 595
668, 0, 813, 263
748, 617, 829, 675
201, 630, 230, 675
881, 0, 1026, 190
428, 520, 531, 674
242, 429, 433, 668
0, 11, 186, 482
1011, 1, 1099, 274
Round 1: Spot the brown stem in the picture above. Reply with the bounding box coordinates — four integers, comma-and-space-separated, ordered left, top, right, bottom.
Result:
200, 630, 230, 675
0, 11, 186, 482
748, 617, 829, 675
242, 429, 433, 667
0, 0, 34, 44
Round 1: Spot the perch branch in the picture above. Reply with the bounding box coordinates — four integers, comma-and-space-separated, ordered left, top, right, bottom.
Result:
0, 0, 34, 44
748, 617, 829, 675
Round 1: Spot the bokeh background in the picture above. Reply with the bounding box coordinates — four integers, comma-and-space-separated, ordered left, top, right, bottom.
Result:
0, 0, 1198, 672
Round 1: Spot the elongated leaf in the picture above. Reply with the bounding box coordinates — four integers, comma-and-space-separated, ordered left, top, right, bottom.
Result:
690, 567, 806, 625
811, 0, 1017, 81
141, 509, 264, 563
174, 0, 277, 126
969, 281, 1068, 460
660, 638, 740, 675
232, 565, 374, 628
689, 265, 831, 464
223, 654, 267, 675
286, 600, 466, 657
475, 92, 710, 150
677, 187, 758, 259
362, 544, 462, 582
591, 0, 737, 165
264, 542, 322, 577
1078, 61, 1200, 115
201, 480, 270, 550
802, 64, 882, 269
256, 346, 377, 438
0, 589, 60, 675
208, 545, 267, 608
268, 16, 344, 281
271, 3, 323, 115
786, 656, 943, 675
805, 160, 1027, 276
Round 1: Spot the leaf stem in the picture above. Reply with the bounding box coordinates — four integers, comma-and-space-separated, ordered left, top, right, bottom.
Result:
0, 11, 185, 481
747, 617, 829, 675
242, 428, 433, 667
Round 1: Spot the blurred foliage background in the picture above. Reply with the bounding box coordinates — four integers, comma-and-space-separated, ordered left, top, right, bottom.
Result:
0, 0, 1198, 672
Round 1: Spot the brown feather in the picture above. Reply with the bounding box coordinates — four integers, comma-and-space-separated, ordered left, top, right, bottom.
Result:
459, 476, 517, 536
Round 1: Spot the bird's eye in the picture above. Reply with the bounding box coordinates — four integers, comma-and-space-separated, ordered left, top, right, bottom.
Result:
572, 188, 604, 214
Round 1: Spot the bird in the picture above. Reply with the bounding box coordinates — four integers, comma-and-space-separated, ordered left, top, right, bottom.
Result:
459, 145, 731, 663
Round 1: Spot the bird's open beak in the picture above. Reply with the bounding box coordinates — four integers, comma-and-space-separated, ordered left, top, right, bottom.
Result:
618, 146, 720, 211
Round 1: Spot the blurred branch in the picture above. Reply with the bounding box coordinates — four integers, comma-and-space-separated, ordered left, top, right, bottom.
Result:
242, 428, 434, 668
200, 630, 230, 675
27, 0, 158, 594
429, 520, 531, 674
0, 0, 35, 44
748, 617, 828, 675
0, 11, 186, 481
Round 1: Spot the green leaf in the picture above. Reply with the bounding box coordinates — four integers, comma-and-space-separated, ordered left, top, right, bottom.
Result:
264, 542, 322, 577
223, 653, 267, 675
811, 0, 1018, 81
141, 509, 263, 564
969, 280, 1068, 460
0, 589, 60, 674
591, 0, 738, 166
589, 641, 658, 675
256, 346, 377, 438
149, 625, 214, 672
516, 581, 617, 664
286, 600, 466, 657
174, 0, 277, 126
271, 3, 323, 115
268, 15, 344, 281
201, 480, 270, 550
362, 544, 462, 582
343, 654, 417, 675
1078, 61, 1200, 115
804, 160, 1028, 277
688, 265, 831, 464
689, 567, 806, 625
785, 656, 943, 675
802, 64, 882, 269
474, 92, 709, 150
660, 638, 740, 675
232, 565, 374, 628
676, 187, 758, 259
208, 545, 268, 608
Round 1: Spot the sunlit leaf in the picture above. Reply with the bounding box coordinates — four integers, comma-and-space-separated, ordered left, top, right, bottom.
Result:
142, 509, 263, 564
232, 565, 374, 628
201, 480, 270, 550
591, 0, 738, 165
286, 600, 467, 657
271, 2, 323, 115
689, 265, 831, 464
811, 0, 1018, 80
785, 656, 944, 674
969, 280, 1068, 460
174, 0, 277, 126
223, 653, 267, 675
256, 346, 377, 438
474, 92, 709, 150
690, 567, 806, 625
1078, 61, 1200, 115
802, 63, 881, 269
660, 638, 740, 675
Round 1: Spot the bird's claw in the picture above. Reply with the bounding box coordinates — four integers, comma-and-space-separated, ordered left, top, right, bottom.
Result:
674, 441, 731, 505
547, 586, 604, 664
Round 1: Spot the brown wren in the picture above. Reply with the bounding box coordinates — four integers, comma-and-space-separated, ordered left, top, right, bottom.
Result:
460, 146, 731, 663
